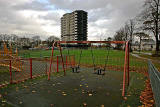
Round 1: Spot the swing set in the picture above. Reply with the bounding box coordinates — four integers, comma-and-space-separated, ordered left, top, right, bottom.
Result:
48, 41, 130, 97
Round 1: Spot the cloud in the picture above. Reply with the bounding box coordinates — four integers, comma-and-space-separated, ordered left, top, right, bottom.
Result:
0, 0, 145, 40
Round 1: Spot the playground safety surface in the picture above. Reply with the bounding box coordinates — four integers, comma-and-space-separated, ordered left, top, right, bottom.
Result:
0, 68, 139, 107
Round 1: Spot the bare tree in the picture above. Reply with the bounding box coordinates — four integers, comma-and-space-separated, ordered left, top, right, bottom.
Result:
32, 36, 41, 47
10, 34, 19, 43
134, 32, 149, 52
46, 36, 60, 47
104, 37, 112, 48
125, 19, 136, 52
114, 28, 126, 49
139, 0, 160, 54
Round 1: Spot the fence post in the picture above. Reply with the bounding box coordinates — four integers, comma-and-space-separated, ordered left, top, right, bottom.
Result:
30, 58, 32, 79
58, 43, 66, 76
122, 42, 128, 97
127, 42, 130, 86
45, 59, 48, 74
66, 56, 67, 69
9, 60, 12, 84
73, 55, 76, 67
57, 56, 59, 73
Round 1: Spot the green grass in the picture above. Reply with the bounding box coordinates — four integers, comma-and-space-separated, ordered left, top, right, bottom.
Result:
19, 49, 148, 68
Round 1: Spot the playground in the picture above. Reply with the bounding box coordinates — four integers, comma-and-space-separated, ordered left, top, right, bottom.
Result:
0, 41, 157, 106
0, 68, 146, 107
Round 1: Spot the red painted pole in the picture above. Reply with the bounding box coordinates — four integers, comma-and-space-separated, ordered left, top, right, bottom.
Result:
57, 56, 59, 73
58, 43, 66, 76
48, 42, 56, 80
122, 42, 128, 97
127, 42, 130, 86
73, 55, 75, 67
66, 56, 67, 69
9, 60, 12, 84
30, 58, 32, 79
45, 59, 47, 74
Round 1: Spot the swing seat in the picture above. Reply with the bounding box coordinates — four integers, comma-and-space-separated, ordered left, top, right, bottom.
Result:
71, 66, 80, 73
94, 68, 106, 75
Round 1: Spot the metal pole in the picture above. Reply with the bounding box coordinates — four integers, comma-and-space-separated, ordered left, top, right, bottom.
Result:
45, 59, 47, 74
58, 43, 66, 76
127, 42, 130, 86
122, 42, 128, 97
9, 60, 12, 84
66, 56, 68, 69
57, 56, 59, 73
48, 42, 56, 80
30, 58, 32, 79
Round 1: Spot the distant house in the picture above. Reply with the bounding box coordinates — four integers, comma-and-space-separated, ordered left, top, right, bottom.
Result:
18, 37, 30, 47
141, 39, 156, 51
132, 39, 156, 51
132, 41, 140, 51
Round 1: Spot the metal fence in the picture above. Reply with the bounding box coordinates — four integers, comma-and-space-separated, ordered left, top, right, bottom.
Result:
148, 60, 160, 107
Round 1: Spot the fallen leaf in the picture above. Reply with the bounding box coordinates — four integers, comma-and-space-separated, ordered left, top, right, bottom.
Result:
150, 100, 154, 103
23, 86, 28, 88
106, 93, 110, 96
88, 93, 92, 96
32, 90, 36, 93
4, 92, 7, 95
74, 89, 78, 91
2, 100, 6, 103
50, 104, 54, 107
62, 94, 67, 96
16, 87, 19, 92
1, 104, 5, 106
123, 97, 127, 100
48, 90, 51, 93
83, 102, 87, 106
57, 83, 61, 85
101, 105, 104, 107
127, 94, 131, 96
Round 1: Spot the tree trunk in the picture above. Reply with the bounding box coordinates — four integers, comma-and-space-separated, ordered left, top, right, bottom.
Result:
155, 37, 159, 54
155, 4, 159, 55
139, 37, 142, 53
129, 39, 132, 52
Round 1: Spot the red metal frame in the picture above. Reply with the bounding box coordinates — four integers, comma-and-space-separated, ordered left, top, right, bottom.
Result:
58, 42, 66, 76
66, 56, 68, 69
57, 56, 59, 73
30, 58, 32, 79
48, 42, 56, 80
127, 42, 130, 86
9, 60, 12, 84
49, 41, 130, 97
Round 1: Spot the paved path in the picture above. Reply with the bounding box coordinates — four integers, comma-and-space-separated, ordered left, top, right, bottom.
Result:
133, 51, 152, 55
131, 53, 160, 63
131, 53, 149, 60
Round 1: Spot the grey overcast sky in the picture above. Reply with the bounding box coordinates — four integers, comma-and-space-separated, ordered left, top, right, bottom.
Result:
0, 0, 145, 40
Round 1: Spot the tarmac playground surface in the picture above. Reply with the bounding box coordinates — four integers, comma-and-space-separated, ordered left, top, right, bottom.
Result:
0, 67, 145, 107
